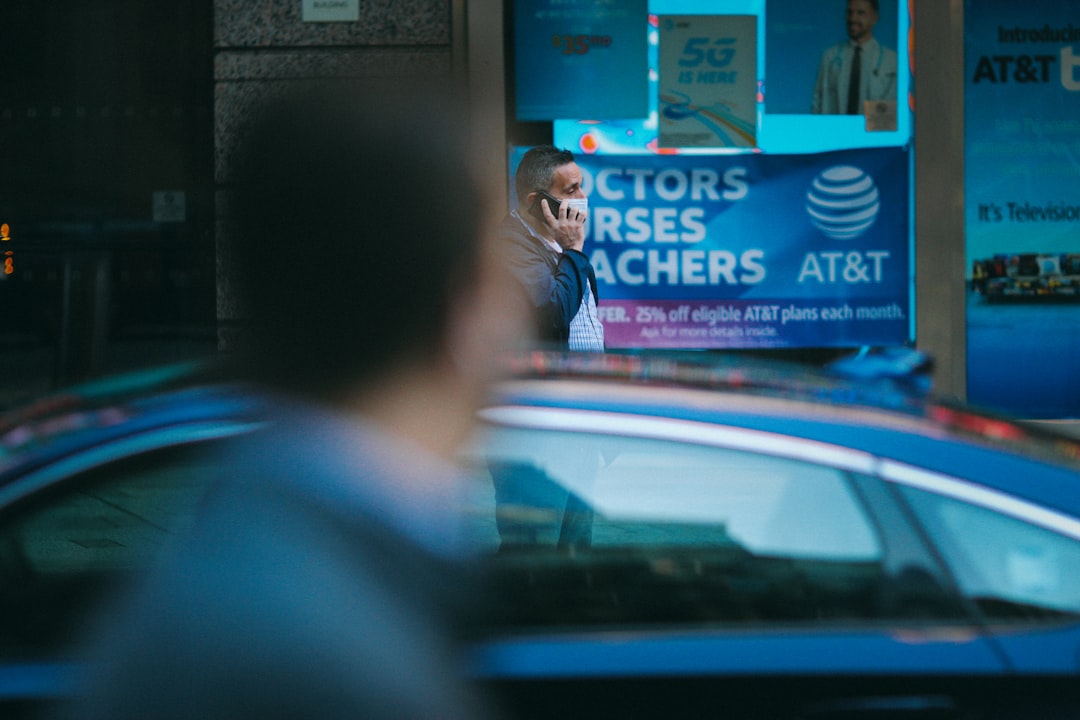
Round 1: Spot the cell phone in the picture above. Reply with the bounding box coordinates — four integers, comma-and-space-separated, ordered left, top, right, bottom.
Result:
530, 190, 565, 221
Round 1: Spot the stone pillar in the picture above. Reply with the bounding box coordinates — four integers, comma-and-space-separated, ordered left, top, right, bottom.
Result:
212, 0, 456, 349
913, 0, 966, 400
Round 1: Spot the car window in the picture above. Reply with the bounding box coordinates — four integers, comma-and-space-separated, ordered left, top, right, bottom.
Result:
461, 423, 958, 630
898, 485, 1080, 622
0, 442, 223, 659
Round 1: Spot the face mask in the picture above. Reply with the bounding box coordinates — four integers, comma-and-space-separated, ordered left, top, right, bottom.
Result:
532, 193, 588, 220
565, 198, 588, 215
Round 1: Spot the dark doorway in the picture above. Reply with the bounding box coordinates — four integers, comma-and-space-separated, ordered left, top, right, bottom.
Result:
0, 1, 215, 407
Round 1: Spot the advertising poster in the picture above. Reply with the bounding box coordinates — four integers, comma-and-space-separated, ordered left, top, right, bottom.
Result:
657, 14, 758, 148
549, 0, 910, 154
512, 147, 910, 349
764, 0, 899, 116
965, 0, 1080, 418
514, 0, 649, 121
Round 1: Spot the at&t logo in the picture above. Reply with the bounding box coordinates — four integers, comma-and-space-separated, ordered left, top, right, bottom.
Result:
805, 165, 880, 240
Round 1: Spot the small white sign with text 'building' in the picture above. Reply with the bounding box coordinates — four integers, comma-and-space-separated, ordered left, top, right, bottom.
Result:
302, 0, 359, 22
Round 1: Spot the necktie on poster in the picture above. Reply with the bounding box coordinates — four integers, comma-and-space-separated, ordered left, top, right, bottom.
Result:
847, 45, 862, 115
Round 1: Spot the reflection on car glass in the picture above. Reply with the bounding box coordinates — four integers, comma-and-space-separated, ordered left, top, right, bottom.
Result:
0, 443, 222, 659
900, 484, 1080, 621
462, 425, 968, 629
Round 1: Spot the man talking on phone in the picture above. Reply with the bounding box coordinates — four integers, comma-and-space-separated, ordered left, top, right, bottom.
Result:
493, 145, 602, 551
498, 145, 604, 352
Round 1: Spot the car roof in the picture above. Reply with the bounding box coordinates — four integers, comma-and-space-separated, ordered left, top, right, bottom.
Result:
0, 361, 264, 487
5, 353, 1079, 517
488, 351, 1080, 515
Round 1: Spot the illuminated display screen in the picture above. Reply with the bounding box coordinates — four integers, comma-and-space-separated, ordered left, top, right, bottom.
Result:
545, 0, 911, 155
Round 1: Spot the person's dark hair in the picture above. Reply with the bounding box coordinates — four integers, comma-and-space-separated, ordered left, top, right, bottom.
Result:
514, 145, 575, 205
859, 0, 880, 13
227, 79, 484, 402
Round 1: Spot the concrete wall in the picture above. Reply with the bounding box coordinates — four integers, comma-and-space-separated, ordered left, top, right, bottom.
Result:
212, 0, 461, 345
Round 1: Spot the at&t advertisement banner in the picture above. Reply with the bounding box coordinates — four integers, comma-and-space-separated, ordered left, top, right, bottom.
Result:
512, 147, 910, 349
965, 0, 1080, 418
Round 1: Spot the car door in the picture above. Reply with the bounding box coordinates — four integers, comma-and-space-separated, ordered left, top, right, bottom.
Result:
460, 405, 1068, 719
0, 421, 257, 719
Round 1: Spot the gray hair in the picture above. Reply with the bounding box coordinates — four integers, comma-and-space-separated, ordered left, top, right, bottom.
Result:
514, 145, 575, 205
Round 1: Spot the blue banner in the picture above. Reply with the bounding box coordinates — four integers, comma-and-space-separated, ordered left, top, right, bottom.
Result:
964, 0, 1080, 418
512, 147, 911, 349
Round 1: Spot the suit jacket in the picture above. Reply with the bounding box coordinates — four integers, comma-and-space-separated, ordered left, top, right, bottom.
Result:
499, 211, 600, 349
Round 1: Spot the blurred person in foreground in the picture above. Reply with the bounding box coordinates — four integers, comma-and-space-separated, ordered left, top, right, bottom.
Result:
499, 145, 604, 352
57, 80, 524, 720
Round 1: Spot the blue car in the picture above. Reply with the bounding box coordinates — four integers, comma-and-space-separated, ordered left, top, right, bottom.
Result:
0, 363, 267, 718
4, 352, 1080, 718
461, 352, 1080, 717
